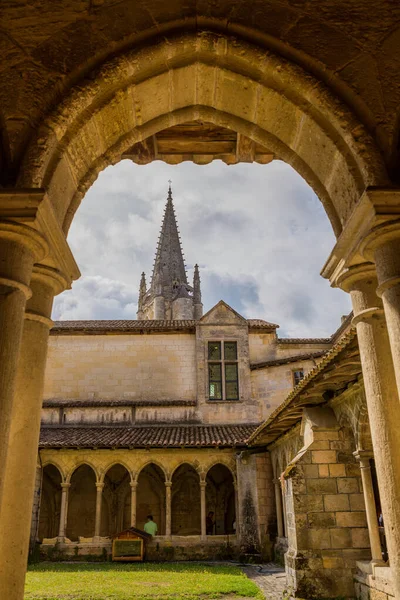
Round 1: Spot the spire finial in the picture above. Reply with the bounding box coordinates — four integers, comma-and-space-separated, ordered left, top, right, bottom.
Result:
168, 180, 172, 198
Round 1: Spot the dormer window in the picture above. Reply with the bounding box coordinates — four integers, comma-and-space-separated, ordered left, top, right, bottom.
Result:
208, 341, 239, 401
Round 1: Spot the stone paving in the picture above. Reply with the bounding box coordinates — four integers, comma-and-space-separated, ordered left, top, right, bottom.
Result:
241, 563, 286, 600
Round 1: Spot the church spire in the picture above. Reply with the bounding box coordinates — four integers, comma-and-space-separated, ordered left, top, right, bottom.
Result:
138, 183, 202, 320
150, 183, 188, 301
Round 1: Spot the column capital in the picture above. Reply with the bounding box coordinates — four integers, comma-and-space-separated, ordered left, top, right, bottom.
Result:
200, 481, 207, 489
335, 262, 378, 293
321, 187, 400, 284
95, 482, 105, 490
360, 218, 400, 263
165, 480, 172, 488
0, 189, 80, 289
130, 481, 138, 489
61, 482, 71, 489
354, 449, 373, 467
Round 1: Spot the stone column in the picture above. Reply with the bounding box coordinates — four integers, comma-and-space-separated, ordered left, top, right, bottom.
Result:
58, 483, 70, 540
130, 481, 137, 527
94, 483, 104, 540
200, 481, 207, 540
360, 221, 400, 401
354, 451, 383, 564
234, 482, 239, 535
337, 264, 400, 598
273, 479, 284, 538
0, 265, 70, 600
165, 481, 172, 537
0, 223, 47, 506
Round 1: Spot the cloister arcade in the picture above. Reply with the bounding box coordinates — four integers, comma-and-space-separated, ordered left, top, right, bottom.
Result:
1, 2, 400, 599
36, 459, 236, 544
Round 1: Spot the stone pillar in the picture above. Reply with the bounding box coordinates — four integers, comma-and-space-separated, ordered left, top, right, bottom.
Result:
360, 221, 400, 400
200, 481, 207, 540
0, 223, 47, 506
234, 482, 239, 535
58, 483, 70, 540
130, 481, 137, 527
0, 266, 70, 600
0, 190, 79, 600
165, 481, 172, 537
354, 451, 383, 564
94, 483, 104, 539
273, 479, 284, 538
337, 264, 400, 598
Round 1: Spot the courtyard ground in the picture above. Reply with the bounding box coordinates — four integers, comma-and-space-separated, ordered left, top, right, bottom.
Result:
24, 562, 265, 600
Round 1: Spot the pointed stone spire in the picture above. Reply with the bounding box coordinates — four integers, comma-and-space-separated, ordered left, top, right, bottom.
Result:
137, 272, 147, 319
150, 183, 188, 304
193, 264, 203, 320
137, 183, 202, 320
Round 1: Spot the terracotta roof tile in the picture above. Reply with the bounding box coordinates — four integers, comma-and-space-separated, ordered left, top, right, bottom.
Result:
50, 319, 278, 334
39, 424, 258, 448
277, 337, 331, 344
250, 350, 326, 370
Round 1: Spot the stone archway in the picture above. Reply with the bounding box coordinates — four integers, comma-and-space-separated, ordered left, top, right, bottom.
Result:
66, 464, 97, 541
100, 464, 131, 537
38, 464, 62, 541
1, 16, 400, 600
136, 464, 166, 534
205, 464, 236, 535
171, 464, 201, 535
17, 32, 388, 238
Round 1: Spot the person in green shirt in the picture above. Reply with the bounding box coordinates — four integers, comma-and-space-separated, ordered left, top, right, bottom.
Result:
144, 515, 158, 536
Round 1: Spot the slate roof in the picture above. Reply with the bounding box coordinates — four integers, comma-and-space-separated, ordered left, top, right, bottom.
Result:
50, 319, 279, 333
39, 424, 258, 448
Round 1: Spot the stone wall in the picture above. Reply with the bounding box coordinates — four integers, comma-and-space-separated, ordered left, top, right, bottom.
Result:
255, 453, 275, 560
43, 333, 197, 402
283, 407, 370, 599
251, 359, 317, 421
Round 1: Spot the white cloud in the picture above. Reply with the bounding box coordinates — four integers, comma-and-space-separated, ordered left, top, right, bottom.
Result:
53, 159, 351, 336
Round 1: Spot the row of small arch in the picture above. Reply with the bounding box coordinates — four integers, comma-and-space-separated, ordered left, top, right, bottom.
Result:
42, 459, 237, 485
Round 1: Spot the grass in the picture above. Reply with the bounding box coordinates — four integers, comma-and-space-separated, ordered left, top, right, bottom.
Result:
25, 562, 263, 600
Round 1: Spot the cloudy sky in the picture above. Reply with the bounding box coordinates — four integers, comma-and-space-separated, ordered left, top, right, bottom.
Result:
52, 159, 351, 337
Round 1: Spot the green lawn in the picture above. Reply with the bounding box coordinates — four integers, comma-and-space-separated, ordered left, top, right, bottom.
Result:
25, 562, 263, 600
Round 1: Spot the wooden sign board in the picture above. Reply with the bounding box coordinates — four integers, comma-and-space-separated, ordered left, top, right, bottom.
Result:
111, 527, 152, 562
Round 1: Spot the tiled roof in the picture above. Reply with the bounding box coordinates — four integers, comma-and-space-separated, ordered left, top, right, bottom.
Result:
277, 337, 331, 344
50, 319, 278, 334
39, 424, 258, 448
250, 350, 326, 370
247, 319, 278, 330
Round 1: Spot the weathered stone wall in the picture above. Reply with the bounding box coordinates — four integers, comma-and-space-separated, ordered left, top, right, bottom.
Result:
255, 453, 275, 560
283, 407, 370, 599
43, 333, 197, 402
251, 359, 318, 421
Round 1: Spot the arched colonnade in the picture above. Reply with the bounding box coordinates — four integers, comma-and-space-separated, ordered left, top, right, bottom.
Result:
38, 460, 236, 542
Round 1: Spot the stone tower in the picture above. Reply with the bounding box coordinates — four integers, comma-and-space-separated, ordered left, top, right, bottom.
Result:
137, 185, 203, 320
